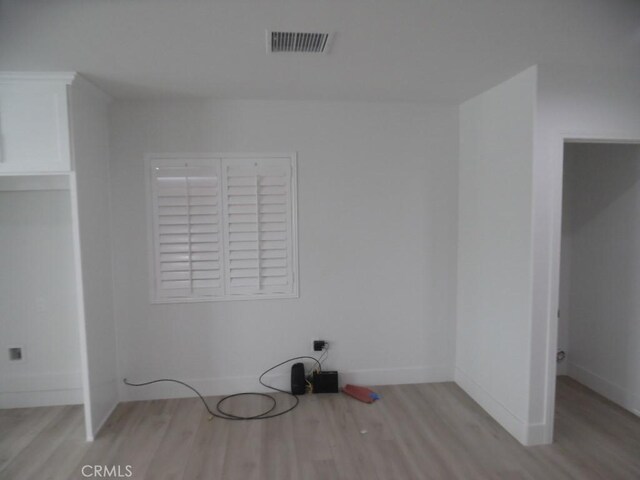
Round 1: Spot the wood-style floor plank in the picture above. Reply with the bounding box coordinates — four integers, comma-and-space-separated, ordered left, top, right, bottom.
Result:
181, 411, 230, 480
0, 405, 65, 473
0, 406, 81, 480
143, 397, 203, 480
110, 400, 181, 479
1, 377, 639, 480
26, 407, 89, 480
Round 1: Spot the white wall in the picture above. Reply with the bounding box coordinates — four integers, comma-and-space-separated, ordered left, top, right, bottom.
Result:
529, 64, 640, 443
0, 188, 82, 408
109, 99, 458, 400
456, 66, 537, 445
561, 143, 640, 416
70, 77, 118, 439
454, 63, 640, 446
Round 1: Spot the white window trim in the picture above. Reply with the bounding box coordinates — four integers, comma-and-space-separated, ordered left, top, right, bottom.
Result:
145, 152, 299, 304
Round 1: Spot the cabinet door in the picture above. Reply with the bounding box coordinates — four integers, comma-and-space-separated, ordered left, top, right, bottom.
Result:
0, 82, 71, 173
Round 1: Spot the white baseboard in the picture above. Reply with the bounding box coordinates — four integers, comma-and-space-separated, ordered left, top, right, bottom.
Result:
87, 400, 118, 442
0, 389, 83, 409
88, 378, 121, 441
0, 371, 83, 409
568, 362, 640, 416
120, 364, 454, 402
454, 366, 548, 446
342, 364, 453, 386
525, 422, 551, 445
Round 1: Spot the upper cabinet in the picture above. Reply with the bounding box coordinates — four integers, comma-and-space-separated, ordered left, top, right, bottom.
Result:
0, 73, 75, 174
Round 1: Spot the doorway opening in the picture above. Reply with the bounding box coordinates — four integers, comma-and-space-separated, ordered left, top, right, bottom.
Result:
555, 141, 640, 442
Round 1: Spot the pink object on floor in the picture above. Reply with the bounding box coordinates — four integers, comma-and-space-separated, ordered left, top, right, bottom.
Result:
342, 384, 379, 403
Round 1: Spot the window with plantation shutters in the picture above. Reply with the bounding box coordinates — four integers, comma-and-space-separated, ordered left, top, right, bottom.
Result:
222, 158, 294, 296
147, 154, 298, 303
150, 158, 224, 300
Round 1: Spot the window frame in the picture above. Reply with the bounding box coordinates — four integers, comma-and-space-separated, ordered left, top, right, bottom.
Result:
145, 153, 299, 304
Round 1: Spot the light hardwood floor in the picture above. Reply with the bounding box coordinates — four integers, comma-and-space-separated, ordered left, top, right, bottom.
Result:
1, 376, 639, 480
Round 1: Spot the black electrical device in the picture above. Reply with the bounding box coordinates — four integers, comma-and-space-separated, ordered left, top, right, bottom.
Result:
313, 371, 339, 393
291, 362, 306, 395
313, 340, 327, 352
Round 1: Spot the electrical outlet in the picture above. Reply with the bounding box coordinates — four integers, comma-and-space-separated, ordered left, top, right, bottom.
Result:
313, 340, 327, 351
8, 346, 24, 362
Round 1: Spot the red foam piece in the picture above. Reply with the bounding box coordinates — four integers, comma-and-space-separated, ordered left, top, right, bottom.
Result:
343, 384, 376, 403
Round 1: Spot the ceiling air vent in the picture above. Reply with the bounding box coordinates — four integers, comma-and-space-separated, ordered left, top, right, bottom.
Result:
267, 31, 333, 54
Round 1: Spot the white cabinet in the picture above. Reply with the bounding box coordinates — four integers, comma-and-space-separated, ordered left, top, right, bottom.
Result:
0, 74, 74, 174
0, 71, 117, 440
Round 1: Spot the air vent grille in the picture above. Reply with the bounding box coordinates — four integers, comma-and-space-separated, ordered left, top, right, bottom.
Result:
268, 31, 332, 53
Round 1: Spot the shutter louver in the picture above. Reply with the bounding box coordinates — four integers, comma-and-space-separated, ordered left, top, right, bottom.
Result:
151, 159, 224, 300
222, 158, 294, 296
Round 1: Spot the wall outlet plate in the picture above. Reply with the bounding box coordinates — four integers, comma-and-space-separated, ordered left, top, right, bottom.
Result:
8, 346, 25, 362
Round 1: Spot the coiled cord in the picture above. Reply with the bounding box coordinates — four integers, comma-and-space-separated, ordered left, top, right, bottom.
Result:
123, 355, 321, 421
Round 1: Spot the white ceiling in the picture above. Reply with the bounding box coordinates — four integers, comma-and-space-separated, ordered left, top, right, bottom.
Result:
1, 0, 639, 103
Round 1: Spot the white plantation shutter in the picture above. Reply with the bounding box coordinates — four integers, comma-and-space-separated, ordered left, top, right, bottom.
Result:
222, 157, 295, 296
148, 154, 297, 302
150, 158, 224, 300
